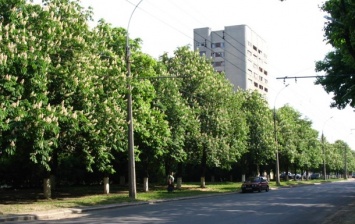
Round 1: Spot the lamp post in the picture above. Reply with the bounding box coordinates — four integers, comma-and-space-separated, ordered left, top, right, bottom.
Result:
273, 84, 289, 186
321, 116, 333, 180
126, 0, 143, 199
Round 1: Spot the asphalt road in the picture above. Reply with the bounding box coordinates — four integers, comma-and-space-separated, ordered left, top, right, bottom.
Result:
10, 180, 355, 224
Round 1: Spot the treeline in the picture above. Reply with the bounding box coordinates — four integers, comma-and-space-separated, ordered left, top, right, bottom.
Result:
0, 0, 354, 197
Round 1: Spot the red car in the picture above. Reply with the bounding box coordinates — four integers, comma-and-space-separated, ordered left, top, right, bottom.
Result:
241, 177, 269, 193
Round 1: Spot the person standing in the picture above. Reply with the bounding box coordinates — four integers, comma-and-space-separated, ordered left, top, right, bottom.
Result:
167, 172, 174, 192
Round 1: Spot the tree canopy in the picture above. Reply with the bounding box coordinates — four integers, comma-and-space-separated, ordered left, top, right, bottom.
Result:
0, 0, 353, 194
315, 0, 355, 109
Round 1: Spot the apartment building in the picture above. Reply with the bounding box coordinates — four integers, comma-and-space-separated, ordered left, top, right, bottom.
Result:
193, 25, 268, 97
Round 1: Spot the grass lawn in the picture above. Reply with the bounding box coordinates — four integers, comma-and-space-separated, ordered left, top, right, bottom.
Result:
0, 178, 340, 216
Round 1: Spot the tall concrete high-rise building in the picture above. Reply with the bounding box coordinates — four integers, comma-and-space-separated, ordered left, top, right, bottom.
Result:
193, 25, 269, 97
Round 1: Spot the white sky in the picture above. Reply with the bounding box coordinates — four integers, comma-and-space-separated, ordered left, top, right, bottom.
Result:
81, 0, 355, 149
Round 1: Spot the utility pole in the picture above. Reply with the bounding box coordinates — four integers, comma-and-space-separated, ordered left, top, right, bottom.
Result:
322, 116, 333, 180
126, 0, 144, 199
274, 84, 289, 186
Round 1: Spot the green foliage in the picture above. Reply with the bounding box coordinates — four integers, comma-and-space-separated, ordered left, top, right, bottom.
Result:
0, 0, 127, 175
315, 0, 355, 109
1, 0, 355, 189
160, 47, 248, 173
276, 105, 323, 172
240, 90, 274, 174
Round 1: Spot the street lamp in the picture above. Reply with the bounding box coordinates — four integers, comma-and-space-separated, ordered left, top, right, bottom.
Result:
321, 116, 333, 180
273, 84, 289, 186
126, 0, 144, 199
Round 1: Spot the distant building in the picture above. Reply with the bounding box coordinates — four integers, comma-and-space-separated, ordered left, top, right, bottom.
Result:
193, 25, 269, 97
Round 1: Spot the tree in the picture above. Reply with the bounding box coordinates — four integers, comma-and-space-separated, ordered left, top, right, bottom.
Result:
315, 0, 355, 109
0, 0, 128, 197
240, 90, 274, 177
152, 56, 200, 185
161, 46, 248, 187
276, 105, 302, 178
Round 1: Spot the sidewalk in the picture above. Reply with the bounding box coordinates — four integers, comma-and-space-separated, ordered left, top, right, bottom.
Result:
1, 180, 355, 223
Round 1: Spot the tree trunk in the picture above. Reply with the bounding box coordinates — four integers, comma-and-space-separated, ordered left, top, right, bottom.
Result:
176, 163, 183, 189
200, 176, 206, 188
103, 177, 109, 194
200, 145, 207, 188
177, 177, 182, 189
43, 178, 51, 199
143, 177, 149, 192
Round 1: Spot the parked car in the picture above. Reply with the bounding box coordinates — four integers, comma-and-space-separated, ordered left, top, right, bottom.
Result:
280, 172, 294, 180
241, 177, 269, 193
294, 174, 302, 180
310, 173, 321, 179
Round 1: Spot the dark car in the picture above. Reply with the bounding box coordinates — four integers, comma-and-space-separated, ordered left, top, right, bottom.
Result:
241, 177, 269, 193
310, 173, 321, 179
280, 172, 294, 180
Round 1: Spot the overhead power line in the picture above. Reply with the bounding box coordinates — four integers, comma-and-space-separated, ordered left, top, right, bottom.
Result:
277, 74, 354, 81
276, 75, 325, 80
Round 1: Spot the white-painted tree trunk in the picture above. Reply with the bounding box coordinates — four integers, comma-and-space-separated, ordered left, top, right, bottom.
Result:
242, 174, 246, 182
103, 177, 109, 194
177, 177, 182, 189
43, 178, 51, 199
200, 177, 206, 188
143, 177, 149, 192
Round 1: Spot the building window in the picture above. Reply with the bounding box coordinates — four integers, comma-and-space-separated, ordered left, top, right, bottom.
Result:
259, 67, 263, 72
213, 61, 225, 67
259, 76, 263, 81
212, 52, 224, 57
254, 82, 258, 87
264, 88, 268, 92
264, 70, 268, 75
200, 51, 206, 56
211, 42, 224, 48
247, 50, 252, 57
253, 45, 257, 51
259, 85, 264, 90
197, 42, 206, 47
